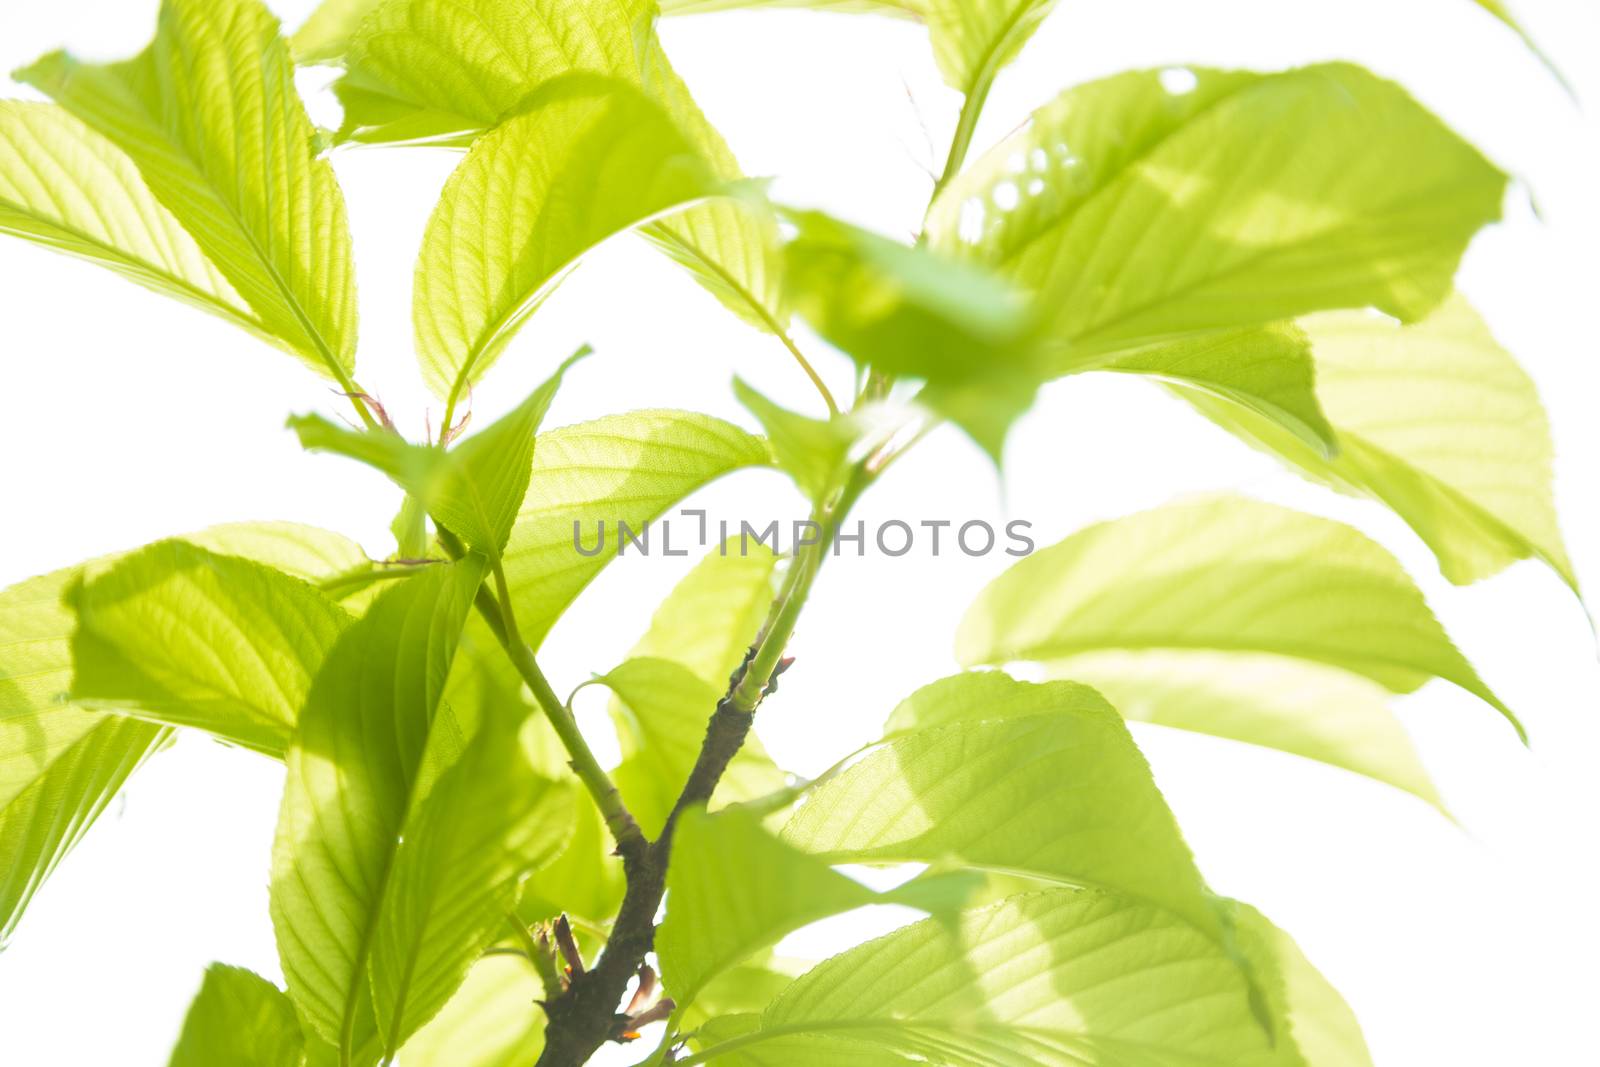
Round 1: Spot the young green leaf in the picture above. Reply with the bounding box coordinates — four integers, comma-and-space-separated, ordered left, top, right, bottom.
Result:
0, 102, 262, 342
781, 209, 1039, 460
958, 494, 1522, 738
659, 806, 976, 1012
734, 378, 858, 501
0, 716, 168, 948
498, 410, 774, 650
603, 656, 787, 836
291, 0, 385, 64
331, 0, 787, 346
924, 0, 1058, 118
168, 964, 304, 1067
783, 672, 1218, 937
396, 955, 545, 1067
1046, 650, 1444, 811
16, 0, 359, 382
269, 557, 486, 1062
927, 64, 1506, 364
291, 349, 587, 560
1177, 297, 1575, 590
368, 709, 576, 1054
622, 539, 783, 689
686, 889, 1288, 1067
68, 540, 352, 757
1, 522, 368, 943
414, 75, 718, 407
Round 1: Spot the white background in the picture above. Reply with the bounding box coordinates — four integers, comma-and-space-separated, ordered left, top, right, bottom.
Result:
2, 0, 1597, 1063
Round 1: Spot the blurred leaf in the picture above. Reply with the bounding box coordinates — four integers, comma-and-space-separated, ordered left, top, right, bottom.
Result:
414, 75, 717, 405
1178, 297, 1575, 590
784, 672, 1218, 936
291, 0, 384, 64
927, 64, 1505, 365
1045, 650, 1443, 810
958, 494, 1521, 738
291, 350, 586, 560
69, 540, 351, 757
782, 209, 1037, 460
734, 378, 859, 501
924, 0, 1058, 106
16, 0, 358, 380
689, 889, 1288, 1066
168, 964, 303, 1067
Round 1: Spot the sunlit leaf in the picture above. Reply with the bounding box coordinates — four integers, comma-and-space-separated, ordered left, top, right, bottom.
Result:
168, 964, 303, 1067
414, 75, 717, 405
398, 955, 545, 1067
784, 672, 1218, 936
290, 351, 586, 560
734, 378, 857, 501
1177, 297, 1574, 590
604, 657, 787, 837
499, 411, 773, 650
1045, 650, 1443, 810
270, 558, 486, 1062
0, 716, 167, 948
924, 0, 1058, 111
958, 494, 1521, 738
1100, 323, 1335, 453
927, 64, 1506, 366
0, 522, 367, 943
689, 889, 1287, 1067
68, 540, 351, 757
16, 0, 359, 380
291, 0, 384, 65
660, 806, 975, 1012
0, 102, 261, 341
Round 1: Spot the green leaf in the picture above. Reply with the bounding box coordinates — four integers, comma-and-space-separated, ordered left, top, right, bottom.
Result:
0, 716, 168, 947
661, 807, 977, 1013
1176, 296, 1575, 590
781, 209, 1038, 460
269, 557, 486, 1062
398, 956, 545, 1067
604, 657, 787, 837
958, 494, 1522, 738
16, 0, 359, 381
499, 410, 773, 650
924, 0, 1058, 106
927, 64, 1506, 365
734, 378, 858, 501
369, 708, 576, 1053
687, 888, 1288, 1067
784, 672, 1218, 937
0, 102, 263, 341
0, 522, 366, 944
414, 75, 718, 406
1045, 650, 1444, 811
291, 350, 587, 560
1230, 901, 1374, 1067
331, 0, 785, 339
68, 540, 351, 757
1099, 323, 1336, 454
517, 793, 625, 926
168, 964, 304, 1067
1468, 0, 1571, 95
659, 806, 880, 1011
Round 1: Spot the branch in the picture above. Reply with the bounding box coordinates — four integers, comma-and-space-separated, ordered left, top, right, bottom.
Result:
534, 467, 871, 1066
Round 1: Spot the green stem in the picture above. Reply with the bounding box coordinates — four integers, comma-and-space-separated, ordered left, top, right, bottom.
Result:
927, 80, 991, 217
